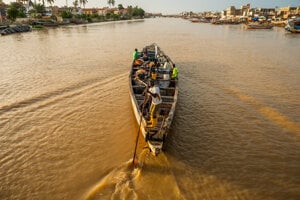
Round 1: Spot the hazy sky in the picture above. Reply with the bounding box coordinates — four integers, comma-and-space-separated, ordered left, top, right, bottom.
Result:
3, 0, 300, 14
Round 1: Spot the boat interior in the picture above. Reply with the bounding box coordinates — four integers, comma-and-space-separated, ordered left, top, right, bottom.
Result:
130, 45, 177, 140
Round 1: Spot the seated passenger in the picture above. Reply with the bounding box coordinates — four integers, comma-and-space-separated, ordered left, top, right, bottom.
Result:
135, 69, 147, 80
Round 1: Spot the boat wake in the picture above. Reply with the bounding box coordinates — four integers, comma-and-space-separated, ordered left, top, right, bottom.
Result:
0, 72, 127, 116
83, 150, 186, 200
83, 159, 139, 200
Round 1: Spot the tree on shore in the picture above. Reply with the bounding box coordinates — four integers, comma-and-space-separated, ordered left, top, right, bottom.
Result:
61, 10, 72, 18
29, 2, 45, 18
7, 2, 26, 22
7, 6, 18, 22
132, 6, 145, 17
117, 4, 124, 10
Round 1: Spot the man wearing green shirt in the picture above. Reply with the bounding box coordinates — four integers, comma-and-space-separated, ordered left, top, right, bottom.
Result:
172, 64, 178, 79
133, 48, 139, 61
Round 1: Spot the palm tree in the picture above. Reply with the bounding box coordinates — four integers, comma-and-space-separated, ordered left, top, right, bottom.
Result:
107, 0, 115, 7
79, 0, 87, 8
47, 0, 54, 6
73, 0, 78, 8
39, 0, 54, 6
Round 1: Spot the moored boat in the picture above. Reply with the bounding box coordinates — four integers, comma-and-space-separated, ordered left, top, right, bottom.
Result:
1, 25, 32, 36
129, 44, 178, 156
0, 24, 9, 31
190, 18, 200, 23
271, 18, 286, 27
247, 23, 274, 29
31, 20, 59, 27
285, 18, 300, 33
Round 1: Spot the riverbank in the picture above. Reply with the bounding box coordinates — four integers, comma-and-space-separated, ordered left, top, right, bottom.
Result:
0, 16, 145, 35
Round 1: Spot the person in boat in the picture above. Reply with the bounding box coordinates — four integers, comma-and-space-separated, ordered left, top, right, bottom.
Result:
135, 69, 147, 81
148, 61, 158, 80
171, 64, 178, 80
133, 48, 139, 61
147, 80, 162, 127
142, 48, 149, 61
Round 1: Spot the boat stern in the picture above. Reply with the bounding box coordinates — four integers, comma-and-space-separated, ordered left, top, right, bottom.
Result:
148, 141, 163, 156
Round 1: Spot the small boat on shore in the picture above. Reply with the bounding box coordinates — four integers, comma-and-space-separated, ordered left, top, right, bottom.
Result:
190, 18, 200, 23
1, 25, 32, 36
0, 25, 9, 31
31, 20, 59, 27
285, 18, 300, 33
247, 23, 274, 29
129, 44, 178, 156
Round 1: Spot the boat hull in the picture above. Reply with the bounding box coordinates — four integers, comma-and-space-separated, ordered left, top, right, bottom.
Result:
285, 18, 300, 33
129, 44, 178, 156
247, 23, 274, 29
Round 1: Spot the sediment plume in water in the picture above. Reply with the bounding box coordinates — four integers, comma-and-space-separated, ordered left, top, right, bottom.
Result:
84, 150, 185, 200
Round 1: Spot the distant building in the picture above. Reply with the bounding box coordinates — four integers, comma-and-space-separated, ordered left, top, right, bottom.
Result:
225, 6, 242, 17
277, 6, 300, 19
249, 7, 276, 18
82, 8, 96, 15
241, 3, 250, 16
82, 7, 119, 16
226, 6, 236, 17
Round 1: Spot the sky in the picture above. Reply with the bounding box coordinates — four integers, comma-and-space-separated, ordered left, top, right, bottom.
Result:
2, 0, 300, 14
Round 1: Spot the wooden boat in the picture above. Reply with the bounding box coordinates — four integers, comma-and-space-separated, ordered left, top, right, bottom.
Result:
129, 44, 178, 156
285, 18, 300, 33
1, 25, 32, 36
190, 18, 200, 23
0, 25, 9, 31
271, 18, 286, 27
247, 23, 274, 29
31, 20, 59, 27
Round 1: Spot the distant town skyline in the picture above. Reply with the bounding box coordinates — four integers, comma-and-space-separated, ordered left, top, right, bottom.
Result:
2, 0, 300, 14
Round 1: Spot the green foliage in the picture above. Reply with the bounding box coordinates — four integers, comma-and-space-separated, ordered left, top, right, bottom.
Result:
112, 13, 120, 20
97, 15, 105, 21
7, 2, 26, 21
132, 6, 145, 17
118, 4, 124, 10
7, 6, 18, 22
126, 5, 145, 18
18, 10, 27, 18
91, 13, 99, 18
51, 15, 57, 21
127, 6, 133, 18
86, 17, 92, 22
61, 10, 73, 18
105, 12, 112, 19
33, 3, 45, 15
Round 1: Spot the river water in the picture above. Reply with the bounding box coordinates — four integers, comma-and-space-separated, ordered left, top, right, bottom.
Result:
0, 18, 299, 200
